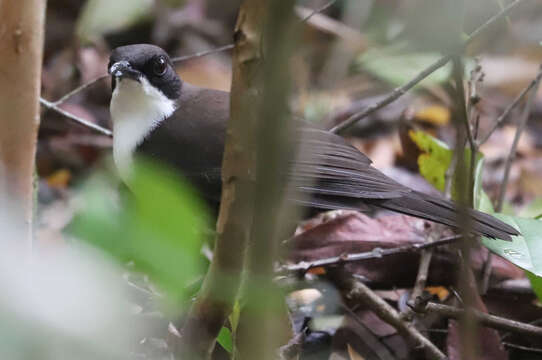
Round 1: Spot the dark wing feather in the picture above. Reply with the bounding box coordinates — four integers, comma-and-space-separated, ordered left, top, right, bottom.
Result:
292, 128, 519, 240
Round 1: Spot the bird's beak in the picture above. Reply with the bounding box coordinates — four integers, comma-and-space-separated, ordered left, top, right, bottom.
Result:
108, 61, 140, 81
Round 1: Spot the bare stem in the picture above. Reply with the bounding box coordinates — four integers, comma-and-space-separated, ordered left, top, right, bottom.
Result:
344, 278, 447, 359
171, 44, 235, 63
297, 0, 336, 24
477, 69, 542, 145
412, 302, 542, 339
496, 65, 542, 211
51, 74, 109, 106
39, 98, 112, 137
280, 235, 461, 273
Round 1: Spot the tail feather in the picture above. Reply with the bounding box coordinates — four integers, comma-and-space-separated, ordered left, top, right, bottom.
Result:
374, 191, 519, 241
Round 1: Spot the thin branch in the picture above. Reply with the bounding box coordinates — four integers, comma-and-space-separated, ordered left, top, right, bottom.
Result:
329, 55, 452, 133
330, 0, 526, 134
295, 2, 364, 45
39, 98, 112, 137
452, 57, 476, 153
477, 69, 542, 145
171, 0, 337, 63
345, 279, 446, 359
410, 228, 444, 304
298, 0, 336, 24
463, 0, 522, 45
411, 302, 542, 339
496, 64, 542, 211
51, 74, 109, 106
503, 342, 542, 354
171, 44, 235, 63
280, 235, 462, 273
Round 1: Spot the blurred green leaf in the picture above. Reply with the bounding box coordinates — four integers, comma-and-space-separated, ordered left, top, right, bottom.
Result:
230, 300, 241, 333
69, 158, 209, 303
355, 47, 452, 87
355, 46, 476, 87
526, 271, 542, 302
217, 327, 233, 354
519, 198, 542, 219
472, 157, 495, 213
76, 0, 153, 42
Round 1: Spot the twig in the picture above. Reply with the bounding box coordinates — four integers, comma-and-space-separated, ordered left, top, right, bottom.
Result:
295, 3, 364, 45
463, 0, 522, 45
330, 55, 452, 133
171, 0, 337, 64
297, 0, 336, 24
330, 0, 526, 134
345, 279, 447, 359
453, 57, 476, 154
411, 302, 542, 339
477, 69, 542, 145
280, 235, 462, 273
503, 342, 542, 354
39, 98, 112, 137
50, 74, 109, 106
171, 44, 235, 63
410, 228, 444, 304
496, 64, 542, 211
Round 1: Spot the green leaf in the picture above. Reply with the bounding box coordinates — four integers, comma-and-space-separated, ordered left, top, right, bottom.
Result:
482, 215, 542, 276
519, 198, 542, 219
230, 300, 242, 333
526, 271, 542, 302
76, 0, 153, 42
408, 130, 481, 201
217, 327, 233, 354
409, 130, 452, 192
68, 158, 210, 303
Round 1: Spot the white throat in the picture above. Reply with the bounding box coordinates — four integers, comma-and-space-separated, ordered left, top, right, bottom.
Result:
110, 77, 176, 179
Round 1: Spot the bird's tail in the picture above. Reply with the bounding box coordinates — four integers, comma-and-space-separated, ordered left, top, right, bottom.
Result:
374, 191, 519, 241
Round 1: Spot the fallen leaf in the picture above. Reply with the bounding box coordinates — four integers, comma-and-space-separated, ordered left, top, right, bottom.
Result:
414, 105, 450, 126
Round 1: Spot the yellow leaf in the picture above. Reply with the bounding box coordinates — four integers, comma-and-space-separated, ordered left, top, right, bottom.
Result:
415, 105, 450, 126
46, 169, 72, 189
425, 286, 450, 301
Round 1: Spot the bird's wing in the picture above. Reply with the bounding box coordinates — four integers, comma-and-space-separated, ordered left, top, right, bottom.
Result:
290, 127, 411, 200
290, 128, 519, 240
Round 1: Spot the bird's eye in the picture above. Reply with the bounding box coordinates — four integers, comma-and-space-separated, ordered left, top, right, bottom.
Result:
152, 56, 167, 76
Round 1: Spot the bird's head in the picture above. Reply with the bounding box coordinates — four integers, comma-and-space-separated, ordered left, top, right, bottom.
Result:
108, 44, 182, 100
108, 44, 182, 179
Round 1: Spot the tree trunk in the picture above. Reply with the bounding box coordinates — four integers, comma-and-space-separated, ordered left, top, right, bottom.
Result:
0, 0, 46, 247
175, 1, 269, 359
176, 1, 298, 359
234, 1, 298, 359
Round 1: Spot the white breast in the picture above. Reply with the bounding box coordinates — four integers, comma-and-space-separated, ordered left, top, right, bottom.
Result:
110, 77, 176, 180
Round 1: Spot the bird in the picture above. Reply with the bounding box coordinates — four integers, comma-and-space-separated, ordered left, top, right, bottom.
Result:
107, 44, 519, 241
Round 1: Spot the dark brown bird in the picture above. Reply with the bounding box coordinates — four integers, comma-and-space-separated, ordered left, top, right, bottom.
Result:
108, 44, 519, 241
